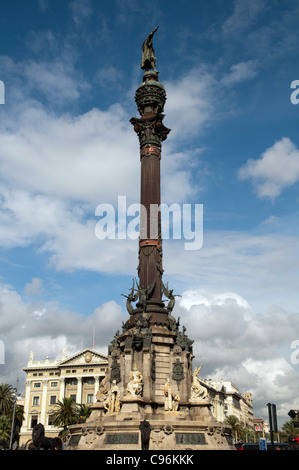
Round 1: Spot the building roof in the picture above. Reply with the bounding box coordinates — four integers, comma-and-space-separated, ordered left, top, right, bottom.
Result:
23, 348, 108, 372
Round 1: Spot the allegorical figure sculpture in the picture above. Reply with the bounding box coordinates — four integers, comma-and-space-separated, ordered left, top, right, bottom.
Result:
141, 26, 159, 72
122, 279, 139, 315
126, 364, 143, 397
164, 378, 180, 411
103, 380, 121, 414
136, 279, 156, 312
190, 363, 209, 401
162, 281, 181, 314
96, 374, 109, 403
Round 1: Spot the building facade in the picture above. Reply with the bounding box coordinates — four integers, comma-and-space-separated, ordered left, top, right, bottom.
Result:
19, 348, 108, 447
204, 379, 254, 429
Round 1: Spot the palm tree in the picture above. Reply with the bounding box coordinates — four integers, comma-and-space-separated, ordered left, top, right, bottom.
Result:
224, 415, 242, 440
0, 383, 14, 415
52, 397, 78, 441
76, 404, 92, 423
0, 415, 11, 447
281, 420, 299, 442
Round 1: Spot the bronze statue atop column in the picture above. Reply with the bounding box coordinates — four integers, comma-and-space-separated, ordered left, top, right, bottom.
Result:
141, 26, 159, 72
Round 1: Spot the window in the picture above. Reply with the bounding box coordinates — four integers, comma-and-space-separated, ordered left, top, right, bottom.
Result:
48, 415, 55, 426
31, 415, 38, 428
86, 378, 95, 385
50, 396, 57, 405
33, 382, 41, 388
87, 394, 94, 403
51, 381, 58, 387
70, 394, 76, 402
33, 396, 40, 406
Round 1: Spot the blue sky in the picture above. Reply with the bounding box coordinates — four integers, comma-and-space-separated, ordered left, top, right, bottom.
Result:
1, 0, 299, 426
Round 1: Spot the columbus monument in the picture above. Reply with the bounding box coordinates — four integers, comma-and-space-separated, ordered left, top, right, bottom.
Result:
67, 28, 233, 450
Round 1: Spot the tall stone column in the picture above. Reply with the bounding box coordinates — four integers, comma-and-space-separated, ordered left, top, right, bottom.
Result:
59, 378, 65, 401
76, 377, 82, 404
41, 379, 48, 426
23, 380, 32, 432
130, 70, 170, 324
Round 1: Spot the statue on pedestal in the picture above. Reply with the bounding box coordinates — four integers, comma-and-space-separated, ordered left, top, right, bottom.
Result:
164, 378, 180, 411
96, 375, 109, 403
126, 364, 143, 397
141, 26, 159, 72
103, 380, 121, 414
190, 363, 209, 401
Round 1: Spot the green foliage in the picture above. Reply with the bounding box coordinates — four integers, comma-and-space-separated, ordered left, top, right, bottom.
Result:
51, 397, 92, 441
0, 415, 11, 447
281, 419, 299, 442
0, 383, 25, 449
0, 383, 14, 415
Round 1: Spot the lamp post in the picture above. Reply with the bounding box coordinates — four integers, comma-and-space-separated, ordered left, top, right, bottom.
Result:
9, 378, 18, 450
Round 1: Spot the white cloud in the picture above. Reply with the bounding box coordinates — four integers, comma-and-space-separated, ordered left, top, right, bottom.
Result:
238, 137, 299, 199
0, 282, 125, 386
174, 289, 299, 422
222, 0, 267, 35
69, 0, 93, 27
164, 68, 217, 141
163, 229, 299, 312
23, 60, 88, 103
221, 60, 258, 86
24, 278, 44, 296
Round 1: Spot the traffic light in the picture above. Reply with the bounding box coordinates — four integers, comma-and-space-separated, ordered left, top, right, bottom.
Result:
288, 409, 298, 419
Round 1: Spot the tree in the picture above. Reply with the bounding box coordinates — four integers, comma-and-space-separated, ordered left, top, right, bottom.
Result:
0, 415, 11, 448
281, 419, 299, 442
0, 383, 24, 449
51, 397, 78, 441
224, 415, 243, 440
0, 383, 14, 415
76, 403, 92, 423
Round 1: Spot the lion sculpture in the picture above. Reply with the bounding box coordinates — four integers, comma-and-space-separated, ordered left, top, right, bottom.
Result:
31, 423, 62, 450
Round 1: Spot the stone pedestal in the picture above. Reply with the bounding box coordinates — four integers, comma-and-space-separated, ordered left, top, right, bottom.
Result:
66, 317, 234, 451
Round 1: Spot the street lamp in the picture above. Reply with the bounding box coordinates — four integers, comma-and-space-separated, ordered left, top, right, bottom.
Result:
9, 379, 18, 450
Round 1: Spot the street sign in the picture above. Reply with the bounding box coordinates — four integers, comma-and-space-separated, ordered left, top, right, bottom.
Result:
259, 437, 267, 450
